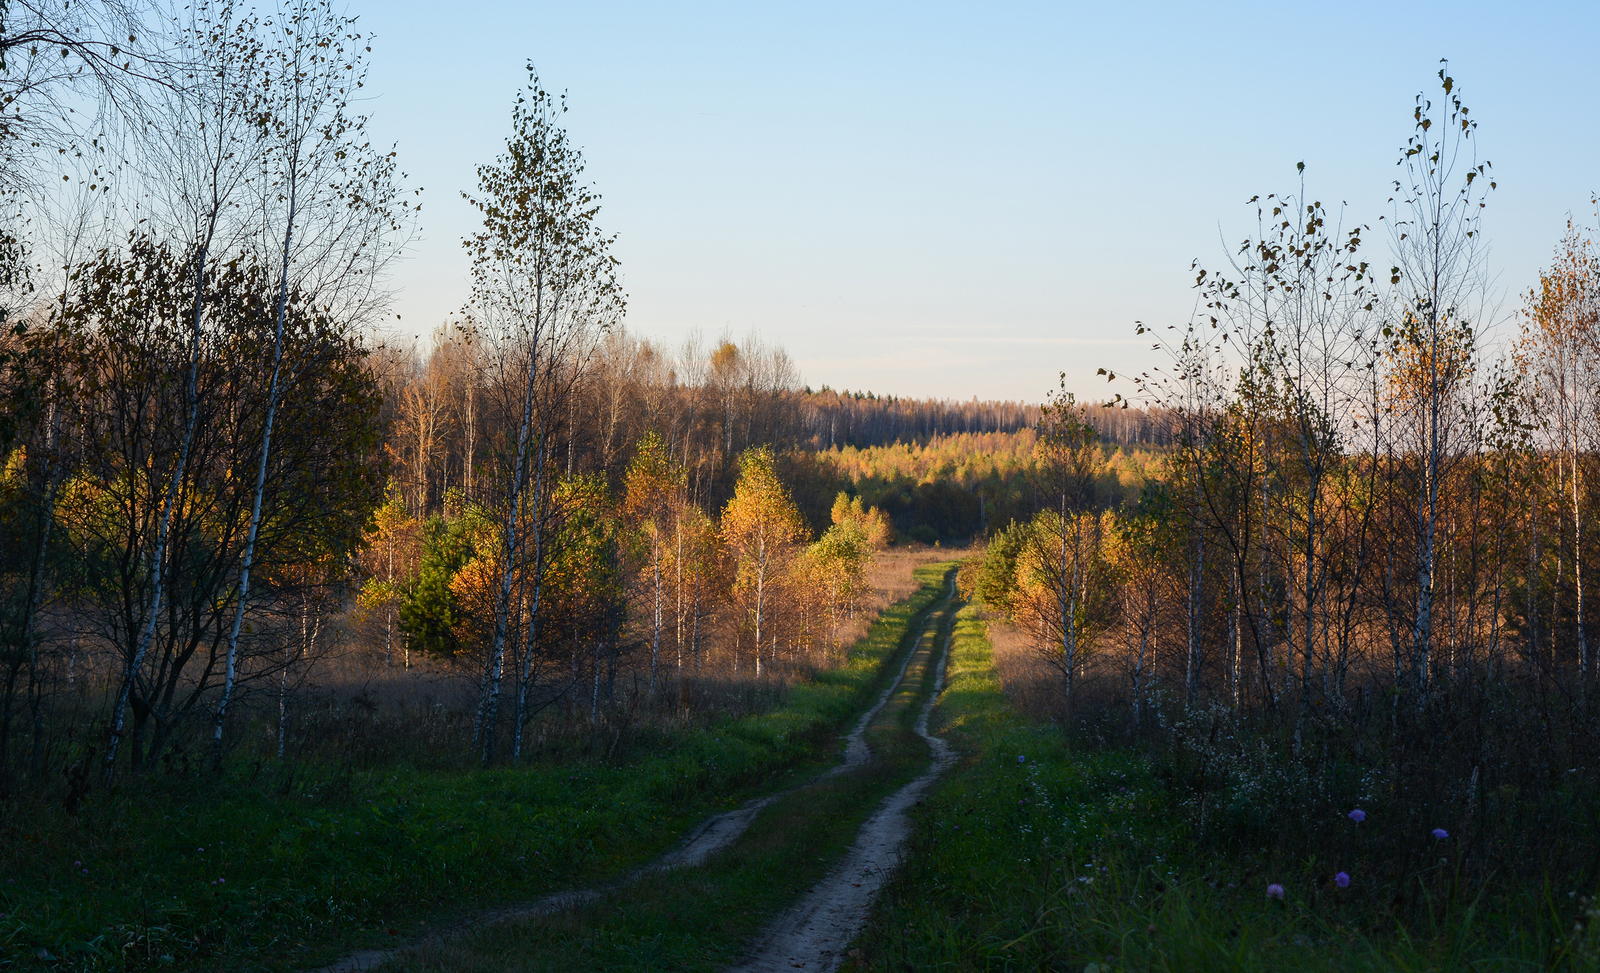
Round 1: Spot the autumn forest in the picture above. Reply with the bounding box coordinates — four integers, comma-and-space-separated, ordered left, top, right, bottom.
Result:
3, 1, 1600, 970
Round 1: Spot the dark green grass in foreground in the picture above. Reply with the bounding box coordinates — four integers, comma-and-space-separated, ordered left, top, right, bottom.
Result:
849, 603, 1600, 973
378, 576, 961, 973
0, 565, 951, 973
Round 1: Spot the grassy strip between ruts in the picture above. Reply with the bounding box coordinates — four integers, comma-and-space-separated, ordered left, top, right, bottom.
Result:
374, 568, 960, 972
847, 601, 1600, 973
0, 564, 952, 973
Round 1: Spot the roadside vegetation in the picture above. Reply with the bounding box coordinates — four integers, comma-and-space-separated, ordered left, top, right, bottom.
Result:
854, 599, 1600, 972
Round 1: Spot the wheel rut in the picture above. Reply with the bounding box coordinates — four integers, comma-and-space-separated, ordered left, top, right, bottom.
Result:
304, 579, 952, 973
726, 583, 959, 973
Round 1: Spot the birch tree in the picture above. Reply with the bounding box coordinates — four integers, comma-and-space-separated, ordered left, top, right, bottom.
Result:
624, 431, 683, 692
1030, 381, 1104, 707
357, 481, 421, 666
212, 0, 411, 769
802, 496, 875, 655
1195, 177, 1382, 714
62, 240, 380, 773
722, 447, 806, 677
463, 66, 621, 764
1518, 225, 1599, 680
676, 501, 720, 675
1385, 63, 1494, 702
106, 0, 265, 772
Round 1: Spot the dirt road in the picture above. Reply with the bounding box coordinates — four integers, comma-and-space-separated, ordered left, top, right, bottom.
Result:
726, 587, 957, 973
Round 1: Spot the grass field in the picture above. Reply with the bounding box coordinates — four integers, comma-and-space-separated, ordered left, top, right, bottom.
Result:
849, 601, 1600, 973
0, 564, 952, 973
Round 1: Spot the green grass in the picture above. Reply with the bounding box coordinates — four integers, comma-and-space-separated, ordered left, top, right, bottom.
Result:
0, 564, 953, 973
376, 571, 962, 972
848, 602, 1600, 973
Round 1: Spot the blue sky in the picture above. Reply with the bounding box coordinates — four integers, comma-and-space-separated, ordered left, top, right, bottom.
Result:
358, 1, 1598, 402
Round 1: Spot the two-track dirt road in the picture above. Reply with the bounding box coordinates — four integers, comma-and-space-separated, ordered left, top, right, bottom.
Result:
309, 573, 961, 973
726, 584, 958, 972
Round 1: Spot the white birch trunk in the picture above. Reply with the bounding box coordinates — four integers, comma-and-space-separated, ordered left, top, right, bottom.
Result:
213, 171, 296, 771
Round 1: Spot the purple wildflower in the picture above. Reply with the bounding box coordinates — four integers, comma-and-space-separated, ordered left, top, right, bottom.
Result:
1266, 883, 1285, 900
1018, 755, 1026, 763
1335, 872, 1350, 888
1432, 828, 1449, 840
1348, 809, 1366, 823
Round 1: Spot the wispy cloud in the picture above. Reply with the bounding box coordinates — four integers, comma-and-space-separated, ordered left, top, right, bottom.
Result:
924, 335, 1146, 346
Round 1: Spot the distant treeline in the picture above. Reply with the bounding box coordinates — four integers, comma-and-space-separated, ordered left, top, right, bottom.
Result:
382, 327, 806, 522
384, 329, 1169, 534
795, 387, 1170, 450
